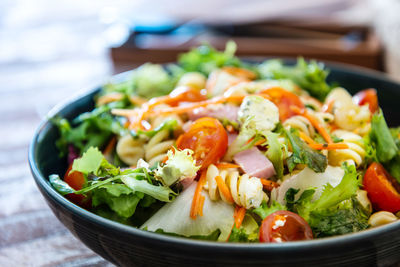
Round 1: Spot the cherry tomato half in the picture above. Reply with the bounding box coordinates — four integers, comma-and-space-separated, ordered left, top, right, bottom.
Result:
259, 210, 313, 243
176, 117, 228, 169
64, 163, 90, 208
353, 88, 378, 114
363, 162, 400, 213
260, 87, 304, 121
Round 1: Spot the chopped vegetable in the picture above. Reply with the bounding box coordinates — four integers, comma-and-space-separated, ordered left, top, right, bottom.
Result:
155, 148, 200, 186
258, 58, 331, 101
370, 111, 398, 163
284, 128, 327, 173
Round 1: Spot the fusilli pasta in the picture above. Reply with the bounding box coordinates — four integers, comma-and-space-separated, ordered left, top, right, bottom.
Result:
205, 164, 267, 209
328, 130, 365, 166
144, 129, 175, 167
116, 134, 145, 166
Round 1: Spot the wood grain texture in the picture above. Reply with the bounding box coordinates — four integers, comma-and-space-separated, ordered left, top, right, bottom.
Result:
0, 0, 114, 265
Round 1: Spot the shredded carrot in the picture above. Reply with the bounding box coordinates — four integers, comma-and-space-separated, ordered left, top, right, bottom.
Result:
308, 143, 349, 150
298, 132, 318, 146
322, 99, 335, 113
234, 206, 246, 228
254, 138, 267, 146
222, 66, 257, 80
103, 136, 116, 156
260, 179, 279, 191
291, 106, 333, 143
215, 162, 240, 169
190, 171, 207, 219
153, 95, 247, 116
129, 96, 146, 105
198, 195, 205, 216
215, 176, 234, 203
111, 108, 139, 117
97, 92, 124, 106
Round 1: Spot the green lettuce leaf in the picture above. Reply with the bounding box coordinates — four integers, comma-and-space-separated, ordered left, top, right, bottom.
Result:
284, 128, 327, 173
71, 147, 104, 175
265, 132, 284, 179
178, 41, 243, 75
371, 111, 398, 163
309, 197, 370, 237
91, 184, 143, 218
258, 58, 331, 101
252, 201, 286, 220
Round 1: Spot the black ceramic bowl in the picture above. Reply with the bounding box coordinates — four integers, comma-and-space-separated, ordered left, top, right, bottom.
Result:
29, 62, 400, 267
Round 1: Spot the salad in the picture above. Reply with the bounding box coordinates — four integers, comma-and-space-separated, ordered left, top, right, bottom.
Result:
50, 42, 400, 243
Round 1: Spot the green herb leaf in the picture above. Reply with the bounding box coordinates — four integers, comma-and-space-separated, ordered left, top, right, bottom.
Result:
371, 111, 398, 163
284, 128, 327, 173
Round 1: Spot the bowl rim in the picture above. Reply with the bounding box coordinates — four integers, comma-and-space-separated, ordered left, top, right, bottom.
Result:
28, 60, 400, 250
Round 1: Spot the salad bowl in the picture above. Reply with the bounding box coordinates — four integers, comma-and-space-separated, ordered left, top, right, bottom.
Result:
29, 61, 400, 267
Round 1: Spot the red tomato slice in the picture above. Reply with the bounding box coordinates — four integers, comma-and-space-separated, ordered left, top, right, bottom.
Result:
259, 210, 313, 243
353, 88, 378, 113
363, 162, 400, 213
64, 163, 90, 208
176, 117, 228, 169
260, 87, 304, 121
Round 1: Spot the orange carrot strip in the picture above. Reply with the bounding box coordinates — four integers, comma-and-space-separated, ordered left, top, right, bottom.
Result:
215, 175, 234, 203
298, 132, 318, 146
154, 95, 247, 116
260, 179, 280, 191
254, 138, 267, 146
222, 66, 257, 80
97, 92, 124, 106
291, 106, 333, 143
111, 108, 139, 117
215, 162, 240, 169
129, 96, 147, 105
234, 206, 246, 229
308, 143, 349, 150
190, 171, 207, 219
103, 136, 116, 156
198, 195, 205, 216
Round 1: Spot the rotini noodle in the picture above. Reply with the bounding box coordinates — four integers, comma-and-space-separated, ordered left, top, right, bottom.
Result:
144, 129, 175, 167
116, 135, 145, 166
150, 103, 184, 129
283, 115, 315, 137
328, 130, 365, 166
368, 211, 398, 227
325, 88, 371, 132
205, 164, 267, 209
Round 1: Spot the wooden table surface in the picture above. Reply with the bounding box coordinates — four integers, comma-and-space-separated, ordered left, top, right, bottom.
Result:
0, 1, 120, 266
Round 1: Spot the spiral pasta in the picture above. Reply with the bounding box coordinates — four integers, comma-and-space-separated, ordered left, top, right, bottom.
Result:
205, 164, 267, 209
150, 104, 184, 129
116, 135, 145, 166
328, 130, 366, 166
368, 211, 398, 227
284, 115, 315, 137
144, 129, 175, 167
325, 88, 371, 133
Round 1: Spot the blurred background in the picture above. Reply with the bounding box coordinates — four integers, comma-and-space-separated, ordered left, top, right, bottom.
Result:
1, 0, 399, 265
